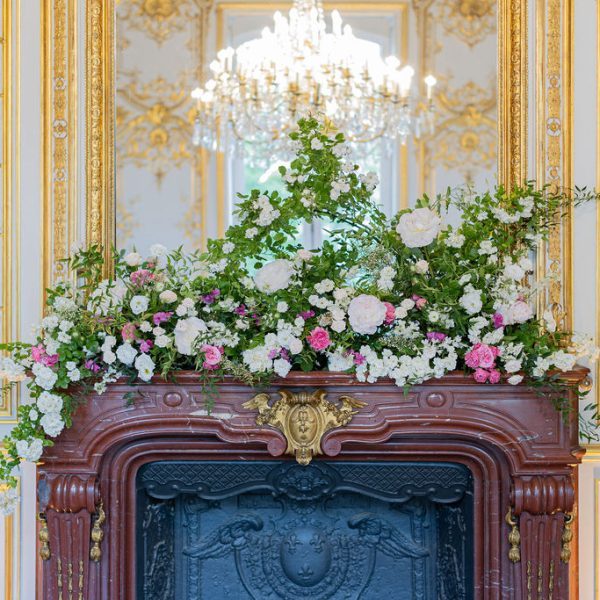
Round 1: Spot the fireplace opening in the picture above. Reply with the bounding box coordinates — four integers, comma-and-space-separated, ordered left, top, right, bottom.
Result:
136, 461, 474, 599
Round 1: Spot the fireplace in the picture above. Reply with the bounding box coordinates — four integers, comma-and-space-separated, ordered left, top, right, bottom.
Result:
136, 461, 474, 599
36, 371, 585, 599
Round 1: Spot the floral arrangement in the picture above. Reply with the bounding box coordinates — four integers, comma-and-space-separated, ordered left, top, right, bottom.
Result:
0, 116, 599, 514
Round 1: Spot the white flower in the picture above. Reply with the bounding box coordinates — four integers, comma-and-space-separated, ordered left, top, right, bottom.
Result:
347, 294, 387, 335
533, 356, 551, 377
242, 345, 273, 373
459, 286, 483, 315
155, 335, 171, 348
542, 308, 557, 333
174, 317, 207, 355
396, 208, 442, 248
328, 351, 354, 372
414, 260, 429, 274
130, 295, 149, 315
124, 252, 142, 267
458, 274, 471, 286
87, 280, 126, 316
149, 244, 167, 258
135, 354, 155, 382
401, 298, 415, 311
478, 240, 497, 255
32, 363, 57, 390
315, 279, 335, 294
116, 343, 138, 366
0, 357, 26, 382
446, 231, 465, 248
42, 315, 59, 331
0, 487, 19, 516
40, 412, 65, 437
102, 336, 117, 350
29, 409, 39, 421
276, 301, 289, 313
507, 375, 524, 385
57, 331, 71, 344
551, 350, 577, 372
245, 227, 258, 239
331, 320, 346, 333
519, 257, 534, 272
103, 350, 116, 365
273, 359, 292, 378
222, 242, 235, 254
16, 438, 44, 462
296, 249, 313, 262
501, 300, 533, 325
504, 262, 525, 281
68, 368, 81, 382
504, 359, 522, 373
159, 290, 177, 304
53, 296, 78, 315
428, 310, 440, 323
254, 259, 295, 294
139, 321, 152, 333
289, 338, 303, 355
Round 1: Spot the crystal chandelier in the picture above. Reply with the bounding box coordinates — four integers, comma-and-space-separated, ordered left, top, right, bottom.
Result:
191, 0, 436, 156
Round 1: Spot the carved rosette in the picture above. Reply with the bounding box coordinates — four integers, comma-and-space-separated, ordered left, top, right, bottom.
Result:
243, 389, 367, 465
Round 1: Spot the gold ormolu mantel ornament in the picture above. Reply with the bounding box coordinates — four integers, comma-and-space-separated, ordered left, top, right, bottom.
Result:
243, 389, 367, 465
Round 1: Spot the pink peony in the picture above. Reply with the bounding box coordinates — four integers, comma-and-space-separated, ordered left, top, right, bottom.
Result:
383, 302, 396, 325
121, 323, 137, 342
488, 369, 501, 384
152, 311, 173, 326
130, 269, 154, 287
307, 327, 331, 351
201, 344, 222, 367
473, 368, 489, 383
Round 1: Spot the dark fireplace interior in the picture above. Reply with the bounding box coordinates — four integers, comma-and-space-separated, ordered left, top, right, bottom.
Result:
136, 461, 474, 600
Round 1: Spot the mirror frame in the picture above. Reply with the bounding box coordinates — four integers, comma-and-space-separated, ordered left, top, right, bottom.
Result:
40, 0, 574, 322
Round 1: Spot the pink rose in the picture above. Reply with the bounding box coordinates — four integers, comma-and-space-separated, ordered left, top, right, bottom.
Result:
201, 344, 222, 367
130, 269, 154, 287
488, 369, 501, 384
121, 323, 137, 342
307, 327, 331, 351
476, 344, 497, 369
473, 368, 489, 383
383, 302, 396, 325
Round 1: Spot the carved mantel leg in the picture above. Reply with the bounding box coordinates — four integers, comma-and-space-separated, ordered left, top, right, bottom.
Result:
511, 475, 575, 599
37, 474, 101, 600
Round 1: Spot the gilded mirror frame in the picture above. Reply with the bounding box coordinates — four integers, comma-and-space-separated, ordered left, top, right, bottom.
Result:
40, 0, 573, 319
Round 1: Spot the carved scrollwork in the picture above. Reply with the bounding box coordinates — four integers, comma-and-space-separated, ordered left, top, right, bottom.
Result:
243, 389, 367, 465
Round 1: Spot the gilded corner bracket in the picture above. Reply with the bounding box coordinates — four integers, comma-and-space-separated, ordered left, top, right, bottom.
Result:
243, 389, 367, 465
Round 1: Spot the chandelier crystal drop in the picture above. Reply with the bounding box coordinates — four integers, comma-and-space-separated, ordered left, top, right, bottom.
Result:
191, 0, 436, 156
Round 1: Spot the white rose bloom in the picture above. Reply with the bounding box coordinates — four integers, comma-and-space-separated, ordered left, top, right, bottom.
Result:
396, 208, 442, 248
16, 438, 44, 462
328, 351, 354, 372
273, 359, 292, 378
135, 354, 155, 382
159, 290, 177, 304
347, 294, 387, 335
124, 252, 142, 267
507, 375, 524, 386
116, 343, 138, 366
254, 259, 295, 294
414, 260, 429, 274
551, 350, 577, 372
40, 412, 65, 437
459, 286, 483, 315
289, 338, 303, 355
242, 346, 273, 373
174, 317, 207, 356
130, 295, 149, 315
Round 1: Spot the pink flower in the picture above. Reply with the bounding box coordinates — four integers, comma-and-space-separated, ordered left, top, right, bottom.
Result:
473, 368, 489, 383
139, 339, 153, 353
353, 352, 366, 366
31, 344, 59, 367
152, 311, 173, 326
492, 312, 504, 329
298, 310, 315, 320
426, 332, 447, 342
268, 348, 280, 360
465, 343, 498, 369
307, 327, 331, 351
489, 369, 501, 384
84, 359, 101, 373
121, 323, 137, 342
383, 302, 396, 325
130, 269, 154, 287
412, 295, 427, 310
201, 344, 222, 367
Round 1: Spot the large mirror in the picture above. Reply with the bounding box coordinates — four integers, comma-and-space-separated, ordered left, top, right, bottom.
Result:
114, 0, 498, 253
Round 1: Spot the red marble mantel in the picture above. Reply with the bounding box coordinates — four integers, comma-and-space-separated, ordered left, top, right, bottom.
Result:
36, 369, 587, 599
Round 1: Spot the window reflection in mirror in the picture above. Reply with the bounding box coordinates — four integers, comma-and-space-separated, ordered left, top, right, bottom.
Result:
115, 1, 497, 254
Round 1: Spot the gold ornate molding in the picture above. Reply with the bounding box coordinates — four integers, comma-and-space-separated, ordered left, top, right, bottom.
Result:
243, 389, 366, 465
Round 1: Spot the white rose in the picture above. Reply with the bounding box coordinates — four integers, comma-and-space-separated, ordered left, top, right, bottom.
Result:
40, 412, 64, 437
289, 338, 303, 355
414, 260, 429, 274
130, 295, 149, 315
551, 350, 577, 372
396, 208, 442, 248
174, 317, 207, 356
347, 294, 387, 335
124, 252, 142, 267
135, 354, 155, 382
116, 343, 138, 366
159, 290, 177, 304
507, 375, 524, 386
16, 438, 44, 462
503, 300, 533, 325
254, 259, 295, 294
